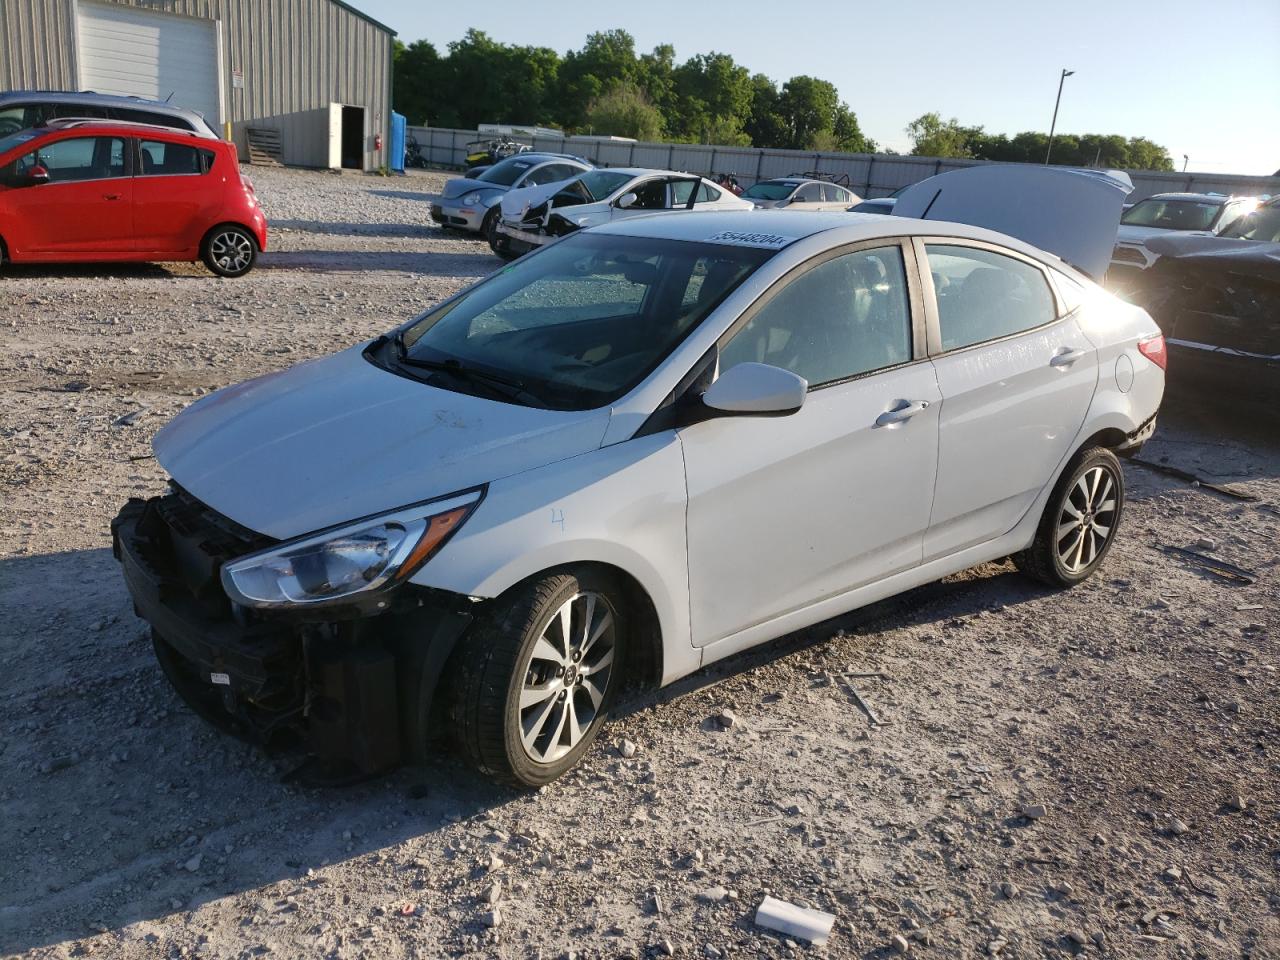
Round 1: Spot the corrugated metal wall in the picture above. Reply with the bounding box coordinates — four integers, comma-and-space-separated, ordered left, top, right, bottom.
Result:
1, 0, 393, 170
0, 0, 79, 89
409, 126, 1280, 204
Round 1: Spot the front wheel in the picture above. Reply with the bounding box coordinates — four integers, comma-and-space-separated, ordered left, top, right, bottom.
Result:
483, 208, 517, 261
202, 225, 257, 277
448, 569, 625, 787
1015, 446, 1125, 587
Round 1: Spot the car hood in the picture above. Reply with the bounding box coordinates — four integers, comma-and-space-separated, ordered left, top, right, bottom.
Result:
440, 177, 508, 200
1115, 223, 1186, 245
152, 344, 611, 540
747, 198, 785, 209
1146, 233, 1280, 279
500, 180, 583, 220
892, 164, 1134, 279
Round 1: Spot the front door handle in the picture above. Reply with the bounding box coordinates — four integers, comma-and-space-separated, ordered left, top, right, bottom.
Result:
875, 399, 930, 427
1050, 347, 1086, 367
103, 193, 123, 201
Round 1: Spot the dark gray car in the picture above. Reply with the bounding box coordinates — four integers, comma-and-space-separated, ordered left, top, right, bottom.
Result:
0, 91, 220, 138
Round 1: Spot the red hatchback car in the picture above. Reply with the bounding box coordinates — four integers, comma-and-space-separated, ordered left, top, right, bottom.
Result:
0, 119, 267, 277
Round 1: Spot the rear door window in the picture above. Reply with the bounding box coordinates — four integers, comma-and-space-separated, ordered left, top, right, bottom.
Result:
521, 163, 577, 187
926, 245, 1057, 351
138, 139, 204, 176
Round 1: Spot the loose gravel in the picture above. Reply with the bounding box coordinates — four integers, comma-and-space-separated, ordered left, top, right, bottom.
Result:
1, 166, 1277, 960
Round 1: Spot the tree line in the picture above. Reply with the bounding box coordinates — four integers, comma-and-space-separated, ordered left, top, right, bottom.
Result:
393, 29, 874, 152
904, 113, 1174, 171
393, 29, 1175, 170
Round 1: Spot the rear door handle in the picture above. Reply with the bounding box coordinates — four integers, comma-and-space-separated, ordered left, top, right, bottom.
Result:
1050, 347, 1086, 367
875, 399, 930, 427
103, 193, 123, 201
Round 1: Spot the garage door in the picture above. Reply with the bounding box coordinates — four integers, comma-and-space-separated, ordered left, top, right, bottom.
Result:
77, 2, 221, 127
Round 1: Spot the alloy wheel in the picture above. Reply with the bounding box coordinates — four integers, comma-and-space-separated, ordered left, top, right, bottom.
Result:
210, 231, 253, 274
516, 591, 616, 764
1056, 465, 1118, 573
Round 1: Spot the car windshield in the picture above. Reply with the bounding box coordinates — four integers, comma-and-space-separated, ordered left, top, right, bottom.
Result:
1218, 204, 1280, 242
476, 157, 538, 186
742, 181, 795, 201
1121, 198, 1221, 231
0, 129, 39, 155
573, 169, 633, 201
394, 233, 773, 410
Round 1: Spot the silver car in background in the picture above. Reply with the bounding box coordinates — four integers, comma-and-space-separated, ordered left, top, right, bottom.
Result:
430, 153, 592, 242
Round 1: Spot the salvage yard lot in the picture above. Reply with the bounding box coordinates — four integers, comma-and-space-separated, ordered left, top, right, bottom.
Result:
1, 166, 1277, 959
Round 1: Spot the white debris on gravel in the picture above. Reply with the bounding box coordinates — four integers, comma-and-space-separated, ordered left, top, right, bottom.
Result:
1, 165, 1278, 959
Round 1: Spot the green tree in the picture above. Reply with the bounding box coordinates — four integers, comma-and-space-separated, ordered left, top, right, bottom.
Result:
557, 30, 638, 129
393, 39, 444, 126
778, 76, 838, 150
584, 82, 663, 141
744, 73, 786, 147
905, 113, 972, 158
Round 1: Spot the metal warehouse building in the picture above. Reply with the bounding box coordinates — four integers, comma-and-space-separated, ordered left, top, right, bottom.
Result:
0, 0, 395, 170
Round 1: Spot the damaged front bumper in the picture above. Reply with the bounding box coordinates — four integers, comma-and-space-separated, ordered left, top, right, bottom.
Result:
111, 490, 474, 782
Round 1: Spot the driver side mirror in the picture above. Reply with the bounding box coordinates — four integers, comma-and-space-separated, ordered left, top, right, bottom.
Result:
616, 192, 638, 209
700, 362, 807, 417
26, 164, 49, 185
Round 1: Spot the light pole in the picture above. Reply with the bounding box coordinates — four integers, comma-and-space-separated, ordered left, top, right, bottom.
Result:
1182, 154, 1189, 172
1044, 68, 1074, 164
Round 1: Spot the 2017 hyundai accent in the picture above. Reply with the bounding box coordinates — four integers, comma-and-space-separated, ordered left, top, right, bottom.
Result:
113, 171, 1164, 787
0, 119, 266, 276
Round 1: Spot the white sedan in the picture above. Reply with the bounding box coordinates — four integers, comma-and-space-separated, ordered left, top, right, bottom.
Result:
491, 167, 754, 258
113, 169, 1164, 787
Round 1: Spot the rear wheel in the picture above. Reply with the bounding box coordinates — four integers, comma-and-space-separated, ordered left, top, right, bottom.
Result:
449, 569, 625, 787
1015, 446, 1125, 587
202, 225, 257, 277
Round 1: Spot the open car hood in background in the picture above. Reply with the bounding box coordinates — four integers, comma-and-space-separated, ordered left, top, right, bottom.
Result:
892, 165, 1134, 278
500, 180, 581, 220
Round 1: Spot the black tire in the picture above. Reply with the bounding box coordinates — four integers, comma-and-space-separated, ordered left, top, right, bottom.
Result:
483, 208, 517, 261
1015, 446, 1125, 587
448, 568, 626, 788
201, 225, 257, 277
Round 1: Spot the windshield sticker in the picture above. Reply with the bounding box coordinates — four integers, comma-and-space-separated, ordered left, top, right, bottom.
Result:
706, 230, 792, 249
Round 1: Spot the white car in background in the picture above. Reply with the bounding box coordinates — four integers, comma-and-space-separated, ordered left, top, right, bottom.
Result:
113, 165, 1163, 789
742, 176, 860, 210
1109, 192, 1259, 284
491, 167, 754, 258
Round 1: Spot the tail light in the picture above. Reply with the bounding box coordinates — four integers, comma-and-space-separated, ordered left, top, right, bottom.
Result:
1137, 334, 1167, 370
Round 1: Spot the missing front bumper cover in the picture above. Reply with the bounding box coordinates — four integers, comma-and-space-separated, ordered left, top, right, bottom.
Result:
112, 493, 473, 782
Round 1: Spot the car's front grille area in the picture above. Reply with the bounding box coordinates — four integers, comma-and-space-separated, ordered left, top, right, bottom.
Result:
148, 486, 275, 618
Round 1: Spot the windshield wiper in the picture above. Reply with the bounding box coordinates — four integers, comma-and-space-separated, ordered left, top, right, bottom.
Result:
397, 352, 545, 406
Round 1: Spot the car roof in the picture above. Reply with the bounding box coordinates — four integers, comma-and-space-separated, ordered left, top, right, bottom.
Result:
593, 209, 1069, 265
1141, 192, 1236, 204
0, 90, 205, 116
29, 118, 220, 140
497, 153, 586, 165
585, 167, 709, 179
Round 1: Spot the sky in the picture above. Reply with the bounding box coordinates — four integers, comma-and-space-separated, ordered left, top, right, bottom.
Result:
355, 0, 1280, 176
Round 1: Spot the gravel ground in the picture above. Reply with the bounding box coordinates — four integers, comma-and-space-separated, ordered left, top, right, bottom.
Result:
1, 166, 1277, 960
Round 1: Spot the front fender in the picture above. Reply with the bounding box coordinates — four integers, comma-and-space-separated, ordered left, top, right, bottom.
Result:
407, 434, 698, 685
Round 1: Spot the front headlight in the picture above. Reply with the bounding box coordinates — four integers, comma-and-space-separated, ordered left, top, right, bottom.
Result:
461, 191, 484, 205
221, 491, 481, 608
